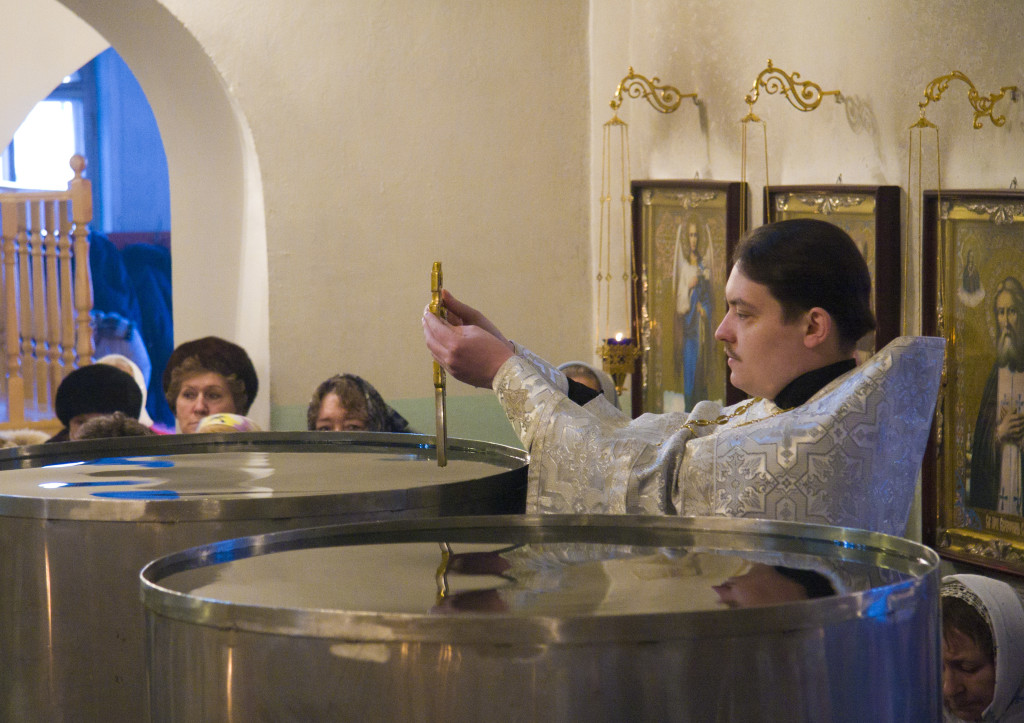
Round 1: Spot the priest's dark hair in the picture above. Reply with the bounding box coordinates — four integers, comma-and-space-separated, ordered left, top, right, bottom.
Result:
733, 218, 876, 352
772, 566, 836, 599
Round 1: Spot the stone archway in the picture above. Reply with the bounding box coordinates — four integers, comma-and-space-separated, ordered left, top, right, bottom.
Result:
54, 0, 271, 426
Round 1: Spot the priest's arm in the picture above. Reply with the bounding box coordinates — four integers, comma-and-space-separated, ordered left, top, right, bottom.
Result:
422, 290, 947, 537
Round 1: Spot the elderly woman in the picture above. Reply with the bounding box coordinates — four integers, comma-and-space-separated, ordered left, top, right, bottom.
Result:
942, 574, 1024, 722
307, 374, 411, 433
556, 360, 619, 409
162, 336, 258, 433
48, 364, 144, 442
97, 353, 154, 426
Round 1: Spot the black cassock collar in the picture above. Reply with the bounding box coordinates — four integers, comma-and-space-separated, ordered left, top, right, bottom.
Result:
772, 358, 857, 409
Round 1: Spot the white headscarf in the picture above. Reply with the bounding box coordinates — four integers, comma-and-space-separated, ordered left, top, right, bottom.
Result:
942, 574, 1024, 722
557, 361, 619, 409
96, 353, 154, 427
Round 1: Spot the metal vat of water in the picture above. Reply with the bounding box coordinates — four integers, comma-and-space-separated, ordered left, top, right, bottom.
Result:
0, 432, 525, 721
142, 514, 940, 722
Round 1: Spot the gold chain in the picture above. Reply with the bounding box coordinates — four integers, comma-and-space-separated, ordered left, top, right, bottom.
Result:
682, 397, 793, 435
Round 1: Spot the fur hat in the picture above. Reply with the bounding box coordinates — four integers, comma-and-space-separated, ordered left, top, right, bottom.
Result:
54, 364, 144, 427
162, 336, 258, 413
0, 428, 52, 448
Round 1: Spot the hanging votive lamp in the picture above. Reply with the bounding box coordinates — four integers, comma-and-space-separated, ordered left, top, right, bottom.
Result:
597, 68, 692, 396
596, 104, 639, 396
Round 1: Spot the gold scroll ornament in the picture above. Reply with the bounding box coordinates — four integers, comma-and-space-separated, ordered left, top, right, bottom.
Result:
610, 66, 696, 114
740, 59, 842, 226
917, 70, 1019, 129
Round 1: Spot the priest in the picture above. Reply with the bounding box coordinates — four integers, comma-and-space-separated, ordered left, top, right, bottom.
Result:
423, 219, 944, 536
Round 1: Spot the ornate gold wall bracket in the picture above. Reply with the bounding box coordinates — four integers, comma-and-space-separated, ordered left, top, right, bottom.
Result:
610, 66, 699, 114
743, 59, 842, 114
597, 68, 699, 395
917, 70, 1020, 128
907, 72, 1018, 337
739, 60, 842, 227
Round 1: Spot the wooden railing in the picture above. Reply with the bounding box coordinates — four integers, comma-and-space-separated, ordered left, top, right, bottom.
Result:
0, 155, 93, 429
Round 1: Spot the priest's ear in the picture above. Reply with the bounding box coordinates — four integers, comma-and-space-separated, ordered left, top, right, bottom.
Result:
802, 307, 834, 350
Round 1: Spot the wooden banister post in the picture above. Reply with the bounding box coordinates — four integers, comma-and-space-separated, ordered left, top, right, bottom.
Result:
69, 155, 93, 366
58, 202, 74, 375
17, 202, 35, 408
30, 202, 48, 407
2, 200, 25, 424
43, 201, 60, 402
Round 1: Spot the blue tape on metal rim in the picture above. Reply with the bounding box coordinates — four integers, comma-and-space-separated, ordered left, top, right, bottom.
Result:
91, 490, 180, 500
83, 457, 174, 468
40, 481, 144, 489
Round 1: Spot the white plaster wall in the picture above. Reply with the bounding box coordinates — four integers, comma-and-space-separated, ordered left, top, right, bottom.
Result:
0, 0, 107, 147
590, 0, 1024, 336
159, 1, 593, 414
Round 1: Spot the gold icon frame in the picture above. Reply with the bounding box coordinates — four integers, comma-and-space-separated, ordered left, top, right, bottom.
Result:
629, 179, 748, 415
922, 188, 1024, 576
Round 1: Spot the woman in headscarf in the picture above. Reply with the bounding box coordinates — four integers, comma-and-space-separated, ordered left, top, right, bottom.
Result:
556, 361, 619, 409
97, 353, 154, 427
195, 413, 262, 434
306, 374, 411, 433
162, 336, 258, 433
942, 574, 1024, 722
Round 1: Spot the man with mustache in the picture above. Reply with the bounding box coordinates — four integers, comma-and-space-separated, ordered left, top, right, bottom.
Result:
970, 276, 1024, 514
423, 219, 944, 535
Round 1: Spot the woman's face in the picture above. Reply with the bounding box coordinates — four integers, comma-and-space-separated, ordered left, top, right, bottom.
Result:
943, 626, 996, 721
314, 392, 368, 431
175, 371, 237, 433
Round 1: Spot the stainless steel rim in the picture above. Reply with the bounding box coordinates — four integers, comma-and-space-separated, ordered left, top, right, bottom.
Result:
140, 513, 940, 644
0, 432, 527, 521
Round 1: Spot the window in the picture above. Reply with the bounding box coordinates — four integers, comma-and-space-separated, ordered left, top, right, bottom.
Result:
2, 67, 97, 196
2, 100, 79, 189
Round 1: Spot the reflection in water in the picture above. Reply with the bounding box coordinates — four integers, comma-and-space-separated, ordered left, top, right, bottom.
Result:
83, 457, 175, 468
434, 544, 518, 612
92, 490, 181, 500
431, 543, 841, 615
712, 564, 836, 609
435, 542, 451, 604
162, 538, 900, 616
39, 481, 140, 489
17, 451, 512, 502
80, 453, 274, 498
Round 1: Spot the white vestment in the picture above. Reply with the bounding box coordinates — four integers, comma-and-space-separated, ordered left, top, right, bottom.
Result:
492, 336, 945, 537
